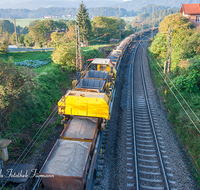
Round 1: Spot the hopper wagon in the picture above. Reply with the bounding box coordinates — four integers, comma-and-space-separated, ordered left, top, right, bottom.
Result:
38, 29, 157, 190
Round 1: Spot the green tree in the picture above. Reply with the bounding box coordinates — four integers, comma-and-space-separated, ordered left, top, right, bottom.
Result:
28, 19, 66, 47
0, 29, 9, 55
29, 20, 40, 27
149, 13, 194, 68
52, 25, 76, 69
92, 16, 126, 43
18, 34, 25, 45
54, 19, 67, 30
0, 20, 14, 34
10, 32, 18, 45
50, 31, 65, 48
0, 60, 35, 131
24, 33, 34, 47
179, 32, 200, 59
76, 2, 92, 46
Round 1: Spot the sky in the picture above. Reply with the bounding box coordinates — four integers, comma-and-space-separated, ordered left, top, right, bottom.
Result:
0, 0, 124, 9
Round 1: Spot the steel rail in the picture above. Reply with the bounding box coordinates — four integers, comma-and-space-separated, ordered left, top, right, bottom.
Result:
132, 36, 170, 190
131, 40, 141, 190
140, 40, 169, 190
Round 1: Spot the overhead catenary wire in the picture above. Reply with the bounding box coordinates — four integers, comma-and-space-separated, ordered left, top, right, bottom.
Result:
1, 77, 73, 187
10, 108, 47, 139
140, 44, 200, 133
0, 106, 58, 189
141, 36, 200, 123
87, 0, 102, 8
88, 34, 108, 43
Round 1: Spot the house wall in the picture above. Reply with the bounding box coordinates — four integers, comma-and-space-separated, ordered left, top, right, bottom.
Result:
188, 15, 200, 27
182, 13, 200, 27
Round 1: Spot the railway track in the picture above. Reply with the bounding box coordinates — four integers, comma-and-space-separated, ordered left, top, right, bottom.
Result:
131, 39, 175, 189
94, 34, 177, 190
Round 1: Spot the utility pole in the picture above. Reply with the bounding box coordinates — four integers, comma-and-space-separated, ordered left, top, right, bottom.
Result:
75, 25, 83, 72
164, 27, 173, 77
78, 25, 83, 71
152, 5, 155, 27
119, 5, 121, 40
14, 18, 18, 47
76, 25, 79, 72
159, 9, 161, 24
151, 5, 154, 39
168, 27, 173, 73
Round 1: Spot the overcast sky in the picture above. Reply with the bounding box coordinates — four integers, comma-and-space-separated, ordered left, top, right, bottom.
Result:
0, 0, 125, 9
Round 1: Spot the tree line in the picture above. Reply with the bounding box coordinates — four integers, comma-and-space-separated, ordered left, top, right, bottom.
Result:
149, 14, 200, 179
0, 4, 180, 55
135, 7, 179, 29
0, 7, 136, 19
149, 13, 200, 92
0, 4, 175, 19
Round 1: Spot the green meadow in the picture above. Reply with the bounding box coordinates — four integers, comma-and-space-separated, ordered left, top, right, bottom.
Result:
8, 17, 76, 27
6, 16, 135, 28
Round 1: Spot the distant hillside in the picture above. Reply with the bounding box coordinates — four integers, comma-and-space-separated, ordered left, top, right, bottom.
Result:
0, 7, 136, 19
0, 4, 180, 19
0, 0, 121, 10
1, 0, 200, 10
117, 0, 199, 10
139, 4, 178, 13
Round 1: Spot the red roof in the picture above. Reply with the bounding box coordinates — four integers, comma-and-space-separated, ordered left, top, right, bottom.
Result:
180, 4, 200, 14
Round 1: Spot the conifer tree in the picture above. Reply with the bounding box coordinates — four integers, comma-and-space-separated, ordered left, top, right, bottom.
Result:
76, 1, 92, 46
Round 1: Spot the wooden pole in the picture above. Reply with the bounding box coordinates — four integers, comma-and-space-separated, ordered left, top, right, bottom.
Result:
78, 25, 83, 71
76, 25, 79, 72
119, 5, 121, 40
14, 18, 18, 47
164, 27, 171, 77
167, 27, 173, 73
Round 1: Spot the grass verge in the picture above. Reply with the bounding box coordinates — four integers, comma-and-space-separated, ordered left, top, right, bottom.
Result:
2, 44, 111, 164
148, 50, 200, 185
0, 51, 53, 63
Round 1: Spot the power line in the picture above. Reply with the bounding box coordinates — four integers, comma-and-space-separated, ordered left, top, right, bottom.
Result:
10, 108, 46, 139
144, 35, 200, 124
88, 34, 108, 42
75, 25, 83, 72
0, 106, 58, 189
141, 44, 200, 133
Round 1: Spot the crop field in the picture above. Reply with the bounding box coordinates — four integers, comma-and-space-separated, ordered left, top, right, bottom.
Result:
8, 17, 76, 27
121, 16, 136, 23
0, 44, 111, 75
0, 51, 52, 62
9, 18, 39, 27
6, 16, 134, 28
81, 44, 113, 51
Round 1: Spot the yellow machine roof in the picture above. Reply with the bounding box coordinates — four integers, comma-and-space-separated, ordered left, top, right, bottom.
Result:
91, 58, 111, 65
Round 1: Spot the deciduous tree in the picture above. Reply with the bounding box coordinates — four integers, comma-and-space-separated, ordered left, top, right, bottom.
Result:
28, 19, 67, 47
0, 29, 9, 55
0, 60, 35, 131
92, 16, 125, 43
51, 25, 76, 69
149, 13, 194, 68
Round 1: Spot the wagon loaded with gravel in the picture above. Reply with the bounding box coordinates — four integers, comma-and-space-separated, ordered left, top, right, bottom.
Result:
38, 31, 144, 190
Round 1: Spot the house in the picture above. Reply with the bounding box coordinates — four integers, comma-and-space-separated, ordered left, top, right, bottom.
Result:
44, 15, 52, 19
180, 3, 200, 27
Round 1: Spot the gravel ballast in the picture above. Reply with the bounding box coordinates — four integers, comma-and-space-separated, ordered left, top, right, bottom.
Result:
94, 35, 199, 190
142, 41, 199, 190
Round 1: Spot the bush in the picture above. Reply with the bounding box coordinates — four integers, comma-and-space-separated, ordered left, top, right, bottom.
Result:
170, 56, 200, 92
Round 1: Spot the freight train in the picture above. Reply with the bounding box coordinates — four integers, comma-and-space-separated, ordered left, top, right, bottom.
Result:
39, 29, 156, 190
